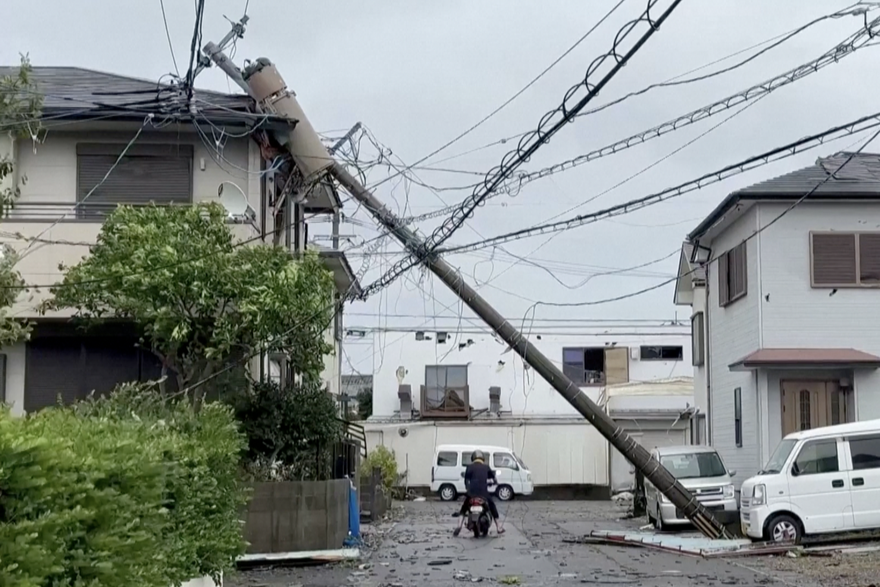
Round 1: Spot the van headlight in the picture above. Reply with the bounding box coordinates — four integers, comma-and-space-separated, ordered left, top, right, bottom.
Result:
723, 484, 735, 499
751, 484, 766, 506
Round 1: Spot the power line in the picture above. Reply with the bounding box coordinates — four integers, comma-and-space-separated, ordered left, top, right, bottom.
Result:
436, 4, 880, 172
395, 12, 880, 227
415, 0, 627, 167
16, 116, 152, 263
159, 0, 181, 77
535, 127, 880, 308
364, 0, 686, 297
440, 109, 880, 255
570, 3, 880, 121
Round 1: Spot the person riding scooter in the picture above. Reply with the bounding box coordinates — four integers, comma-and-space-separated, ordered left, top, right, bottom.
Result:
453, 450, 505, 536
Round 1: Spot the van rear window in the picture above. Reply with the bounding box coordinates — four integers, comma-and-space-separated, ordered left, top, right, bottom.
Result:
437, 452, 458, 466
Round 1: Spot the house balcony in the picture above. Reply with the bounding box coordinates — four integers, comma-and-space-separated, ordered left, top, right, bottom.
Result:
420, 384, 471, 419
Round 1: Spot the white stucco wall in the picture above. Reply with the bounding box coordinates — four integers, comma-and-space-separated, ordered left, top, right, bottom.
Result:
363, 418, 610, 487
369, 330, 693, 417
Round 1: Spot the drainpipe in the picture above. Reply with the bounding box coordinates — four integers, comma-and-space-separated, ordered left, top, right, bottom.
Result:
705, 285, 713, 445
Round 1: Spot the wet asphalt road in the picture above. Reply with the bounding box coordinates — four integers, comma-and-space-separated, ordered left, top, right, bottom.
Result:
228, 500, 816, 587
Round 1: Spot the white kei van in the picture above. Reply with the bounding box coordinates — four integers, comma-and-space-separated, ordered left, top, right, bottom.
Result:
431, 444, 534, 501
740, 419, 880, 543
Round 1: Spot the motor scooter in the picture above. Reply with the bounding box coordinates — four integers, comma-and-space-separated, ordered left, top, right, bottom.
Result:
463, 479, 496, 538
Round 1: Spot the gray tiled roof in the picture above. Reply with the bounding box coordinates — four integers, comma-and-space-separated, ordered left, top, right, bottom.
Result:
734, 152, 880, 196
0, 65, 252, 117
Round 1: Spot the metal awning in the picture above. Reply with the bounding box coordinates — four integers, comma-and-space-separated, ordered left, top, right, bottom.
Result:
729, 348, 880, 371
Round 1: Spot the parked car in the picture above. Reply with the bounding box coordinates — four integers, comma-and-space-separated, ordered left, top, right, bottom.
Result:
740, 419, 880, 544
431, 444, 534, 501
644, 445, 739, 530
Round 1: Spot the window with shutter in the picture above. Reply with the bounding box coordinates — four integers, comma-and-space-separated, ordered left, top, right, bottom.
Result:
76, 143, 194, 219
859, 233, 880, 284
718, 242, 747, 306
811, 233, 857, 286
810, 232, 880, 287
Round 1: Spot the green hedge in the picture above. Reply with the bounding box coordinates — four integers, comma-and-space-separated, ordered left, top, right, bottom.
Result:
0, 384, 249, 587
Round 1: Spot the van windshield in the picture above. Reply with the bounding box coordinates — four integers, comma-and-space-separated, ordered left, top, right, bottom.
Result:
514, 454, 528, 470
660, 452, 727, 479
760, 439, 797, 474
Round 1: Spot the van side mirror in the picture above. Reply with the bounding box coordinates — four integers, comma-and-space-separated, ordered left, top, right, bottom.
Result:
461, 472, 466, 478
791, 464, 800, 477
728, 470, 736, 477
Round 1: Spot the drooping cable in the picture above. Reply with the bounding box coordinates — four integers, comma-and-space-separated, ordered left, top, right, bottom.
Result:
362, 0, 686, 298
440, 110, 880, 255
395, 11, 880, 226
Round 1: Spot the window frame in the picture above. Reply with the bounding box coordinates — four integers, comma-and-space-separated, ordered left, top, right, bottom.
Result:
810, 231, 880, 288
561, 346, 606, 386
734, 387, 742, 448
691, 312, 705, 367
422, 364, 470, 417
639, 345, 684, 361
791, 439, 841, 476
493, 452, 519, 470
436, 451, 459, 467
847, 434, 880, 471
75, 142, 194, 220
718, 241, 748, 307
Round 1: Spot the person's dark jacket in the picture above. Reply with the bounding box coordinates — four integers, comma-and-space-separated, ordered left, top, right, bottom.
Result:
464, 461, 496, 498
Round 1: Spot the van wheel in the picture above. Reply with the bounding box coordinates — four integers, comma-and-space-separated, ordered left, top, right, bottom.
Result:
496, 485, 514, 501
439, 484, 457, 501
765, 514, 802, 544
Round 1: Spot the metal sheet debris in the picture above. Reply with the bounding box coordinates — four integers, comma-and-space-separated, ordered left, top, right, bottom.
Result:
574, 531, 798, 558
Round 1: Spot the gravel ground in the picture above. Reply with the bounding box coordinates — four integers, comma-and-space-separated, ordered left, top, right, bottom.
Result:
224, 499, 880, 587
745, 548, 880, 587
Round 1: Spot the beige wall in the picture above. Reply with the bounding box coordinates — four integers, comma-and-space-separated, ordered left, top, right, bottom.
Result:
0, 128, 262, 318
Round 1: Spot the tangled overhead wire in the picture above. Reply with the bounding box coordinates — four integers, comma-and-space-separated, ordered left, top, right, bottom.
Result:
358, 0, 686, 300
394, 7, 880, 227
439, 109, 880, 255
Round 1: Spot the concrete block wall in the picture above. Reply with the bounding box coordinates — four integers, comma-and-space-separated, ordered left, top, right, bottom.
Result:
243, 480, 349, 553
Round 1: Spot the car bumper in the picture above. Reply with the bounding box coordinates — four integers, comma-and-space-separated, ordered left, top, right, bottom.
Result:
659, 499, 739, 525
740, 506, 771, 539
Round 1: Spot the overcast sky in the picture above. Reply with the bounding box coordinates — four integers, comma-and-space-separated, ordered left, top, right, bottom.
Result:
4, 0, 879, 373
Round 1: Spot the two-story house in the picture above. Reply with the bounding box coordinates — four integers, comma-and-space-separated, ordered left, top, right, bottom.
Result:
0, 65, 358, 414
675, 152, 880, 486
358, 326, 699, 495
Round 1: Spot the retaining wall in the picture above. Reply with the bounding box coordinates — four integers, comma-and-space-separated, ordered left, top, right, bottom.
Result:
243, 480, 350, 553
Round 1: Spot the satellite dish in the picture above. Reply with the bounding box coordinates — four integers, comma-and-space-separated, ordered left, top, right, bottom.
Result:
217, 181, 256, 220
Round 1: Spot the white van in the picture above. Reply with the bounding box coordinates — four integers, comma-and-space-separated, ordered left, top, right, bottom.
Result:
644, 445, 739, 530
431, 444, 534, 501
740, 419, 880, 543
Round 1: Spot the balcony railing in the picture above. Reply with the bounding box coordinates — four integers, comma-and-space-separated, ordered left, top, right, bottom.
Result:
2, 202, 262, 231
3, 201, 207, 222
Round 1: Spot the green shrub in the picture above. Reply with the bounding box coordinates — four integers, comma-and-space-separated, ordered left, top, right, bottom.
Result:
360, 445, 399, 491
0, 383, 248, 587
0, 404, 169, 587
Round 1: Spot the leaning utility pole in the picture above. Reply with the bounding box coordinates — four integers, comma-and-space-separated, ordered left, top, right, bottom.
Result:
203, 34, 730, 543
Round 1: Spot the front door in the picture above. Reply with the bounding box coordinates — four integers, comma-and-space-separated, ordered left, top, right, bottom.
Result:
788, 438, 853, 534
782, 380, 846, 436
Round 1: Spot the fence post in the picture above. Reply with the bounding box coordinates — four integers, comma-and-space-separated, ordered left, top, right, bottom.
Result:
371, 467, 382, 520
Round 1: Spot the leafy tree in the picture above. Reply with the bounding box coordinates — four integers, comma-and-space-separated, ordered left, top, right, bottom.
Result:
232, 379, 343, 480
45, 202, 335, 407
0, 56, 42, 347
356, 388, 373, 420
